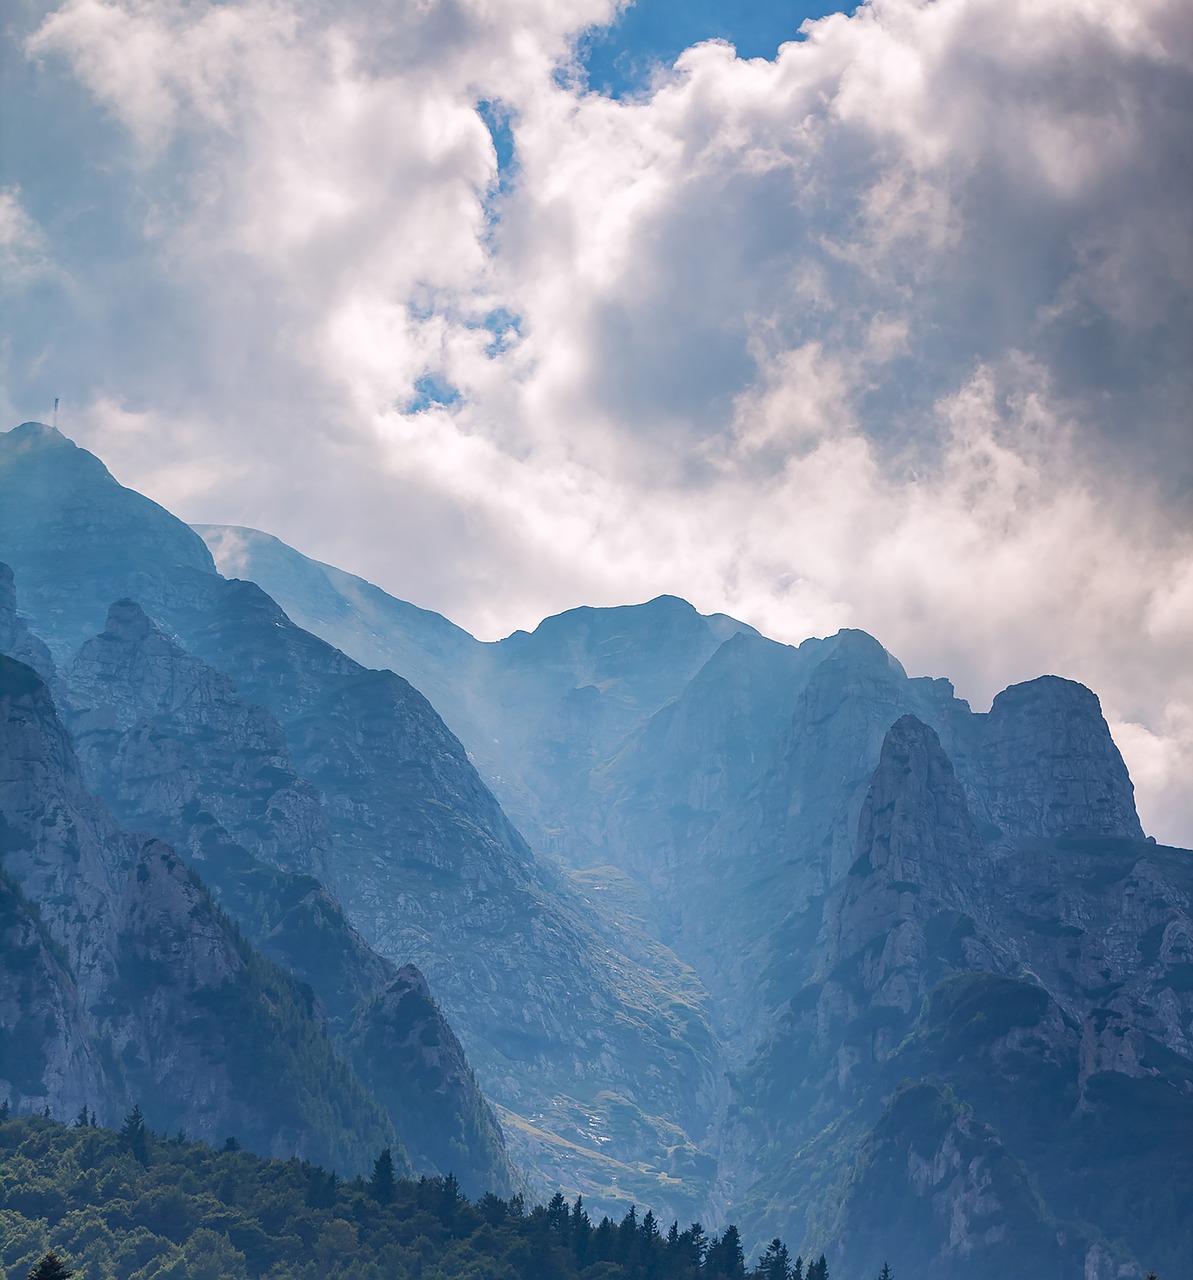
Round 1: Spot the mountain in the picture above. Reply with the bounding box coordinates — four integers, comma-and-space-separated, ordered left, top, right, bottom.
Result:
731, 716, 1193, 1279
197, 511, 1192, 1278
4, 422, 1189, 1273
1, 425, 723, 1219
198, 522, 756, 862
0, 650, 399, 1172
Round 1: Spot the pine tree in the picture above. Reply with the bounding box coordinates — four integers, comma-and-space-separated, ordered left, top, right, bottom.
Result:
119, 1103, 149, 1164
440, 1171, 461, 1222
706, 1224, 746, 1279
26, 1253, 75, 1280
806, 1254, 829, 1280
617, 1205, 640, 1265
572, 1196, 592, 1266
369, 1147, 396, 1203
877, 1265, 893, 1280
757, 1238, 793, 1280
686, 1222, 707, 1268
0, 1098, 9, 1122
546, 1191, 568, 1230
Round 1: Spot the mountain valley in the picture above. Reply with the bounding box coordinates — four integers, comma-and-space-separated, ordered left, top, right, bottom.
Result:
1, 421, 1190, 1279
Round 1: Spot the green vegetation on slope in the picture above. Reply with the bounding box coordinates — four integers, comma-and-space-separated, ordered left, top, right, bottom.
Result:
0, 1112, 843, 1280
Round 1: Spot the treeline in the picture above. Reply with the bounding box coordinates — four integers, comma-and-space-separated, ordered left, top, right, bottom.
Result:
0, 1109, 874, 1280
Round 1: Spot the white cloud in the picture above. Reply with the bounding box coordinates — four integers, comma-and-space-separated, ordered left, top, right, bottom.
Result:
0, 187, 49, 281
7, 0, 1193, 840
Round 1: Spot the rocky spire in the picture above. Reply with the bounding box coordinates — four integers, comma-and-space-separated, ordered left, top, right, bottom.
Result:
976, 675, 1143, 839
854, 713, 985, 881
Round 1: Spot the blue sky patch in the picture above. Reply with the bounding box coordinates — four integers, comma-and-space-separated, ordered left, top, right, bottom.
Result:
579, 0, 854, 98
408, 374, 462, 413
471, 308, 523, 357
476, 99, 516, 190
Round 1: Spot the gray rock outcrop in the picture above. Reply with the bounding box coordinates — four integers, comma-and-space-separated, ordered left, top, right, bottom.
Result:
0, 652, 395, 1169
973, 675, 1144, 839
66, 597, 334, 883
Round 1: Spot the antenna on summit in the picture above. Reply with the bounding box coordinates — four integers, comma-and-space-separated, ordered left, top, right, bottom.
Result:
52, 398, 59, 430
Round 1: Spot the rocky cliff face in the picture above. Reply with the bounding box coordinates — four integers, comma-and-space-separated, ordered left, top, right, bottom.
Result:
0, 653, 397, 1171
0, 865, 106, 1112
730, 716, 1193, 1279
2, 564, 520, 1194
815, 716, 1006, 1058
348, 964, 518, 1199
66, 597, 334, 884
971, 676, 1144, 840
731, 716, 1009, 1148
660, 631, 950, 1041
1, 425, 723, 1220
0, 563, 55, 686
831, 1080, 1079, 1280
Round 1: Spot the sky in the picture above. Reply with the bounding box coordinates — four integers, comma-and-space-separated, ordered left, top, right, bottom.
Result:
1, 0, 1191, 842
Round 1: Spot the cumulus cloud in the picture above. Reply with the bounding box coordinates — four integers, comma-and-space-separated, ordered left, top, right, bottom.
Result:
4, 0, 1192, 839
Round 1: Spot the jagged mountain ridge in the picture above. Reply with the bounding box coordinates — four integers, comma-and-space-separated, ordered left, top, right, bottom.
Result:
0, 424, 724, 1220
0, 584, 517, 1195
731, 716, 1192, 1278
2, 422, 1188, 1274
199, 510, 1191, 1278
198, 522, 757, 865
203, 523, 1150, 1032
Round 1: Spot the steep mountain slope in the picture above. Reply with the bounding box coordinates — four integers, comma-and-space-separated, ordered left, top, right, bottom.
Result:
66, 597, 335, 884
0, 652, 399, 1173
0, 583, 515, 1195
199, 522, 756, 860
0, 424, 723, 1218
194, 514, 1192, 1276
0, 424, 217, 664
195, 524, 480, 711
731, 716, 1193, 1279
347, 964, 513, 1193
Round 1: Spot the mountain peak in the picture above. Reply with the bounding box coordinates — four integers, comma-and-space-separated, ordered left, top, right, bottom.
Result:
854, 713, 983, 875
827, 627, 906, 675
0, 426, 217, 659
104, 596, 157, 638
990, 673, 1103, 716
7, 421, 71, 448
980, 674, 1143, 839
518, 592, 700, 639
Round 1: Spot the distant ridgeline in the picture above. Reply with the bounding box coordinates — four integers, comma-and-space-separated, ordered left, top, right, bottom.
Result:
1, 421, 1191, 1280
0, 1110, 840, 1280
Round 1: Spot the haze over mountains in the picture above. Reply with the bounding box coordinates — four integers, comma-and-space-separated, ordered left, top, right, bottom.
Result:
2, 421, 1191, 1280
